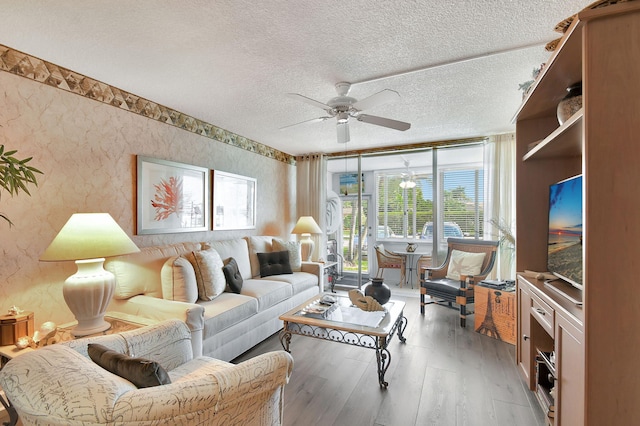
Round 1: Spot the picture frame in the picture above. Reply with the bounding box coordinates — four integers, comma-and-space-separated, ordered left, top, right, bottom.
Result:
213, 170, 256, 230
137, 156, 210, 234
339, 172, 364, 196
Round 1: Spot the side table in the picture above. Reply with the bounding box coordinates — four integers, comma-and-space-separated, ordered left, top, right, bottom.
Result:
474, 285, 516, 345
0, 312, 156, 426
322, 261, 339, 292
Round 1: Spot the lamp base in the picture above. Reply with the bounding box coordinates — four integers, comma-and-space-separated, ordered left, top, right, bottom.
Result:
70, 318, 111, 337
299, 234, 315, 262
64, 258, 114, 337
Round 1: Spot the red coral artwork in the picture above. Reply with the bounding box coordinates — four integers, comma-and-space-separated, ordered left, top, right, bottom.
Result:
138, 156, 209, 234
151, 176, 183, 221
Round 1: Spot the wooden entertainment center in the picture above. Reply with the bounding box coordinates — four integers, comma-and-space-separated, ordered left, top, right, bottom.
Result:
514, 3, 640, 425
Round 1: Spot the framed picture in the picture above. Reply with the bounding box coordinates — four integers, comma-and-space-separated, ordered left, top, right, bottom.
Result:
137, 156, 210, 234
213, 170, 256, 230
339, 172, 364, 196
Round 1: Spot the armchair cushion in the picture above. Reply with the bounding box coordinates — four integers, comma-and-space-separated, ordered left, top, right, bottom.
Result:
421, 278, 465, 296
88, 343, 171, 388
445, 249, 486, 280
222, 257, 244, 293
257, 250, 293, 277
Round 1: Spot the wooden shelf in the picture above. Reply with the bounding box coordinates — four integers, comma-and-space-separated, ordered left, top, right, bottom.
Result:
516, 3, 640, 424
513, 18, 583, 122
523, 109, 583, 161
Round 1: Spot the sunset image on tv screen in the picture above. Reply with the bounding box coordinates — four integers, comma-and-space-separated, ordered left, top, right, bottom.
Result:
547, 175, 583, 287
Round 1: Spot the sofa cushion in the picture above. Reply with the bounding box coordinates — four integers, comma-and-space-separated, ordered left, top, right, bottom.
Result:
241, 279, 293, 310
445, 250, 486, 280
272, 239, 302, 272
186, 248, 226, 301
106, 242, 202, 299
204, 239, 253, 280
88, 343, 171, 388
246, 236, 274, 278
222, 257, 243, 294
257, 251, 293, 277
201, 293, 259, 339
161, 255, 198, 303
261, 271, 318, 295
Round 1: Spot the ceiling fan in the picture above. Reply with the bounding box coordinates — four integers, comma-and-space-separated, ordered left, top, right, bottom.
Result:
282, 82, 411, 143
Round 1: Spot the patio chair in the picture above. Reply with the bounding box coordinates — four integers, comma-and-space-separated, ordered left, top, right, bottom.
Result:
374, 243, 406, 286
419, 238, 498, 327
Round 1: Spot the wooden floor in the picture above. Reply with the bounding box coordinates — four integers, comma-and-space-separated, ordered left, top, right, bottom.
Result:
235, 292, 546, 426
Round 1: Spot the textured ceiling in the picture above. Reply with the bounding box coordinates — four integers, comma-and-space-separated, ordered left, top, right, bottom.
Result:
0, 0, 594, 155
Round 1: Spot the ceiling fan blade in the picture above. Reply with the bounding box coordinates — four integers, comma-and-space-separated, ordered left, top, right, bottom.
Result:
357, 114, 411, 131
337, 122, 350, 143
287, 93, 331, 111
279, 116, 331, 130
352, 89, 400, 111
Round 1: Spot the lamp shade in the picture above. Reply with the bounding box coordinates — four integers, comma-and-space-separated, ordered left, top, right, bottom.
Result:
291, 216, 322, 235
41, 213, 139, 261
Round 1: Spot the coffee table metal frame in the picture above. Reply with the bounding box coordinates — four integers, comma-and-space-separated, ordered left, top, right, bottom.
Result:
279, 295, 407, 388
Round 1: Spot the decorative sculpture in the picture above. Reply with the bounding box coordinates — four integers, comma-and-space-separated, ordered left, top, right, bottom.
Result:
348, 289, 384, 312
15, 321, 57, 349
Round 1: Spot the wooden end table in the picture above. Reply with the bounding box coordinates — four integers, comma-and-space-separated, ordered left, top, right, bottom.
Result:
279, 294, 407, 388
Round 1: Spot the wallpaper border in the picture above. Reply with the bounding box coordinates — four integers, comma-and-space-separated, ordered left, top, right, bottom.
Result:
0, 44, 295, 165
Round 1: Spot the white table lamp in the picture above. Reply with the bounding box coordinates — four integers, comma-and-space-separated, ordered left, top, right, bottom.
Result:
40, 213, 140, 336
291, 216, 322, 261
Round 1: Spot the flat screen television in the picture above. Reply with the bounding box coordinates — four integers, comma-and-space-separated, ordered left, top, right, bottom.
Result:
547, 174, 583, 291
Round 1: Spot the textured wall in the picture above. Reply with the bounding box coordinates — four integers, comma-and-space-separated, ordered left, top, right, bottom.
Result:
0, 70, 296, 327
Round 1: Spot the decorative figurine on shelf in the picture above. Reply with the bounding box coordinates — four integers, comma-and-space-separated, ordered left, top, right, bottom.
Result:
8, 305, 24, 315
348, 289, 384, 312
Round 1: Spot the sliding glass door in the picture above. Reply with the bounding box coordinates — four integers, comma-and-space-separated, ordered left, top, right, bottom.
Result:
326, 143, 486, 288
341, 195, 371, 281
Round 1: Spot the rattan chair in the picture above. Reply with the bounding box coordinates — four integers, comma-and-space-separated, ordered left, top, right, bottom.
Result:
374, 243, 406, 286
419, 238, 498, 327
415, 254, 432, 288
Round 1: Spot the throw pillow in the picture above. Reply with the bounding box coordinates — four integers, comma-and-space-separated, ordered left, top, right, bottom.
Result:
161, 255, 198, 303
257, 250, 293, 277
272, 238, 302, 272
87, 343, 171, 388
445, 250, 486, 281
222, 257, 244, 293
185, 248, 226, 301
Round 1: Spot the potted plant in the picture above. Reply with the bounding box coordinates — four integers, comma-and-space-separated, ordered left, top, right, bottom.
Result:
0, 144, 42, 226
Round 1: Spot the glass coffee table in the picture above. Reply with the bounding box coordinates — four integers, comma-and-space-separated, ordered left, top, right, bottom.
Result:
279, 294, 407, 388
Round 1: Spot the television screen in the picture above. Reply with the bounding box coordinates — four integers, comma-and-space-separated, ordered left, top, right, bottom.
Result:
547, 175, 583, 289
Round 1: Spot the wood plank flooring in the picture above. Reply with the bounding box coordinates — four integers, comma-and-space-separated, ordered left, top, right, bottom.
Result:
234, 292, 546, 426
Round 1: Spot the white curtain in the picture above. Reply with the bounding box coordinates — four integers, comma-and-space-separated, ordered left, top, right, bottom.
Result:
484, 133, 516, 280
296, 154, 327, 261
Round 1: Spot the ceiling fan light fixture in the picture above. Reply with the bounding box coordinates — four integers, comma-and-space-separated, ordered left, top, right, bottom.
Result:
285, 82, 411, 144
399, 178, 416, 189
399, 161, 416, 189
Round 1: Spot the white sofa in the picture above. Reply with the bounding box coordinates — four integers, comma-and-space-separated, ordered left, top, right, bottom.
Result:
0, 319, 294, 425
104, 236, 323, 361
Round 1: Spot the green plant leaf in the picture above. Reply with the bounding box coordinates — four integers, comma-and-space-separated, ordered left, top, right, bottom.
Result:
0, 144, 43, 226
